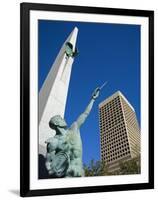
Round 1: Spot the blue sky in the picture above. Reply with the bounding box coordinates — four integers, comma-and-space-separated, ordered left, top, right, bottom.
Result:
38, 20, 140, 165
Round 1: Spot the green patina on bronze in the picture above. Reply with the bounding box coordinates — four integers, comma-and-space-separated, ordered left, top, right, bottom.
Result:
45, 88, 100, 178
65, 42, 79, 58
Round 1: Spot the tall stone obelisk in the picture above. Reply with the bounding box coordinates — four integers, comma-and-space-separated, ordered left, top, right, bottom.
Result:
39, 27, 78, 156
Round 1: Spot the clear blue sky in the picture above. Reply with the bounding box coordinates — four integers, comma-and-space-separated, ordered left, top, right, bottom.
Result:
38, 20, 140, 165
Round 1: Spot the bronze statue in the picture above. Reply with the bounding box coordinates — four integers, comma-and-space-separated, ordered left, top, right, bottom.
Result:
45, 85, 106, 178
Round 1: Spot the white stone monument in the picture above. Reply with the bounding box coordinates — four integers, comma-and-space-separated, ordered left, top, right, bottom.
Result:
39, 27, 78, 156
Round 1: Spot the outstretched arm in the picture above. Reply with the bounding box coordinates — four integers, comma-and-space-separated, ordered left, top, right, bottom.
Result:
74, 87, 100, 128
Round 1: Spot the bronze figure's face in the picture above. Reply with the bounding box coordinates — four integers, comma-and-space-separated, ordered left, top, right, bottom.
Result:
49, 115, 67, 130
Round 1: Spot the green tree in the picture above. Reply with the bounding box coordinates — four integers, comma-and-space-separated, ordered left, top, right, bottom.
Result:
83, 159, 110, 177
83, 155, 141, 177
119, 155, 141, 175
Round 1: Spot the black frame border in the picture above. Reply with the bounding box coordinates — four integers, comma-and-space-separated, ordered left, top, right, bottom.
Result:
20, 2, 154, 197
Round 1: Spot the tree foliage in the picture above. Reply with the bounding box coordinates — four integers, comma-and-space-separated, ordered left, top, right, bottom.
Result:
83, 159, 110, 176
83, 155, 141, 177
118, 155, 141, 175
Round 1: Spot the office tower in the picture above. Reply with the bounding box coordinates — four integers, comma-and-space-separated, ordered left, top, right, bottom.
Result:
39, 27, 78, 156
99, 91, 140, 172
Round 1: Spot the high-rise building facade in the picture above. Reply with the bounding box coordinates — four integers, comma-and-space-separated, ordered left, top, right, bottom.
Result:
99, 91, 140, 172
